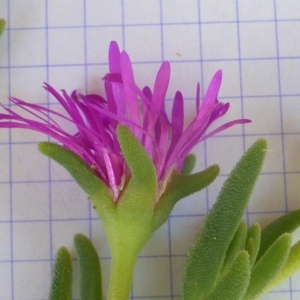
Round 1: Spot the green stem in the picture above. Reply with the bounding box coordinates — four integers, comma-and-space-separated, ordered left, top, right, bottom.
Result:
95, 207, 153, 300
107, 245, 139, 300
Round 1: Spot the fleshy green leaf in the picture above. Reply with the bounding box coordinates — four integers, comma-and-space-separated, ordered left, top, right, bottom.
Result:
49, 247, 72, 300
243, 233, 291, 300
204, 250, 250, 300
153, 165, 220, 231
116, 125, 157, 216
74, 234, 102, 300
181, 153, 196, 175
245, 223, 261, 268
257, 208, 300, 262
265, 239, 300, 293
38, 142, 114, 214
182, 139, 267, 300
220, 221, 247, 276
0, 19, 5, 37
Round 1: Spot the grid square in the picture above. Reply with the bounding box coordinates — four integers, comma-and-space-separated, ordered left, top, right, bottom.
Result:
11, 143, 49, 181
140, 223, 169, 256
0, 263, 11, 299
48, 28, 85, 65
278, 21, 300, 57
10, 67, 47, 101
287, 174, 300, 211
85, 0, 122, 26
276, 1, 300, 20
171, 188, 208, 216
247, 174, 286, 213
12, 182, 49, 221
10, 29, 46, 66
200, 0, 237, 22
206, 135, 245, 175
0, 36, 8, 67
163, 24, 201, 61
133, 257, 171, 297
13, 221, 50, 260
51, 181, 89, 220
241, 59, 279, 96
162, 0, 199, 23
124, 25, 162, 62
0, 70, 9, 108
170, 215, 205, 255
48, 65, 87, 92
0, 184, 11, 221
282, 96, 300, 133
10, 0, 45, 28
280, 59, 300, 95
13, 261, 50, 300
201, 23, 239, 60
0, 145, 10, 182
239, 22, 277, 58
0, 223, 11, 261
86, 27, 123, 64
124, 0, 160, 24
284, 134, 300, 173
238, 0, 274, 21
243, 97, 282, 134
47, 0, 84, 27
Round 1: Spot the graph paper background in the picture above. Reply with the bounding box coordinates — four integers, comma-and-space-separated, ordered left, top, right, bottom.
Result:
1, 0, 300, 299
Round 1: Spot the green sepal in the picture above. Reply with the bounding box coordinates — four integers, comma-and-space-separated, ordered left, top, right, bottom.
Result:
245, 223, 261, 268
265, 239, 300, 293
74, 234, 102, 300
243, 233, 291, 300
181, 153, 196, 175
116, 125, 157, 217
153, 165, 219, 231
49, 247, 72, 300
220, 221, 247, 276
181, 139, 267, 300
0, 19, 5, 37
257, 208, 300, 262
38, 142, 114, 214
204, 250, 250, 300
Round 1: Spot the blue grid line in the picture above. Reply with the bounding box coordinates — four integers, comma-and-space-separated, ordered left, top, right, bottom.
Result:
6, 17, 300, 31
2, 54, 300, 69
44, 0, 54, 292
273, 1, 292, 297
6, 0, 14, 298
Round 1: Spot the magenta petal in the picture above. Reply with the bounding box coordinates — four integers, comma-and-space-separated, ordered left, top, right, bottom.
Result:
152, 61, 171, 112
120, 51, 141, 131
171, 91, 184, 138
200, 119, 252, 141
109, 41, 121, 73
196, 83, 200, 113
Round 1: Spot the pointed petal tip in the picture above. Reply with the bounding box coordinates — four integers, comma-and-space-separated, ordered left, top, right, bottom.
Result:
215, 70, 222, 80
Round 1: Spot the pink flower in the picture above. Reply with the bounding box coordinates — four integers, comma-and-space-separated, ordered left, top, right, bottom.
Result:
0, 41, 250, 199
